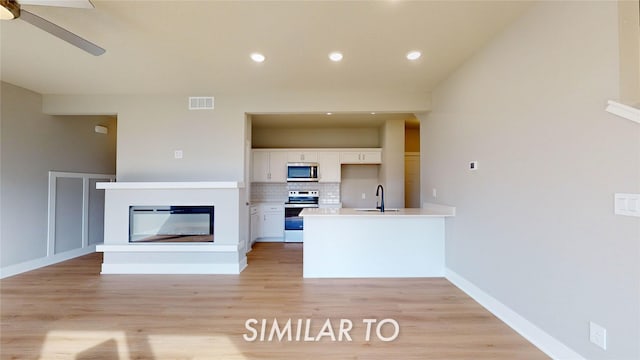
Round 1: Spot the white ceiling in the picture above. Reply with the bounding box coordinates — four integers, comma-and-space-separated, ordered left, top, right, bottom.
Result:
0, 0, 533, 97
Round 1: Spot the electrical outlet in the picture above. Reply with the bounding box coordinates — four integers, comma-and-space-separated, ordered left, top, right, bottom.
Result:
589, 321, 607, 350
174, 150, 183, 159
361, 193, 366, 200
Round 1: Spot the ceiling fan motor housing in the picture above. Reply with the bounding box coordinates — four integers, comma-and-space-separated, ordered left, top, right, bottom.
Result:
0, 0, 21, 20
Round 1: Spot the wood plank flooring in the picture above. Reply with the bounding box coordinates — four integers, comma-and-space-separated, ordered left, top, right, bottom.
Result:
0, 243, 547, 359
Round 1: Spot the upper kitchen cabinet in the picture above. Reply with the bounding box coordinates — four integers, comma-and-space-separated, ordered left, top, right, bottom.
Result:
287, 151, 318, 163
340, 149, 382, 164
317, 151, 341, 182
252, 150, 288, 182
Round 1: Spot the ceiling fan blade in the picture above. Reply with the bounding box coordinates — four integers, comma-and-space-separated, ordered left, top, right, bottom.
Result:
19, 9, 105, 56
19, 0, 93, 9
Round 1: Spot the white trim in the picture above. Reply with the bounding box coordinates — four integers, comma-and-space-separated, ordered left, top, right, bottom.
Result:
82, 177, 90, 248
445, 268, 584, 360
96, 181, 245, 190
100, 262, 243, 274
47, 171, 57, 257
47, 171, 116, 257
96, 244, 238, 252
0, 245, 97, 279
606, 100, 640, 124
239, 256, 248, 272
49, 171, 115, 179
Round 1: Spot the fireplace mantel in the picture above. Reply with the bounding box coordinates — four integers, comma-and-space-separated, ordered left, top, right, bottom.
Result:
606, 100, 640, 124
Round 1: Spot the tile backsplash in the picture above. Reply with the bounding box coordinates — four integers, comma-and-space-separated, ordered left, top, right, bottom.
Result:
251, 182, 340, 205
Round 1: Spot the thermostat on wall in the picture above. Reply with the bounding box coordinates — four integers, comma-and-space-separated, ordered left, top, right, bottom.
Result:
469, 161, 478, 171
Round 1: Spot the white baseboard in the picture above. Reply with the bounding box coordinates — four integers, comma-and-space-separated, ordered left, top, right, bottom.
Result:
445, 268, 585, 360
0, 245, 97, 279
239, 256, 248, 273
101, 262, 244, 274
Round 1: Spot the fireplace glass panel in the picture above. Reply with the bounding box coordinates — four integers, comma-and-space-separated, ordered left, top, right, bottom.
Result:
129, 206, 214, 243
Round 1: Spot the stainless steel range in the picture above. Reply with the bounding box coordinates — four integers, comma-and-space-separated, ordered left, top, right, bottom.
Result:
284, 190, 319, 242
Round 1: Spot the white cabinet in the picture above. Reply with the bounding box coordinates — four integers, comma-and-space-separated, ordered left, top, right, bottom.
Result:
252, 148, 382, 183
288, 151, 318, 163
269, 152, 288, 182
340, 150, 382, 164
317, 151, 341, 182
255, 203, 284, 242
251, 151, 270, 182
250, 206, 260, 246
252, 150, 288, 183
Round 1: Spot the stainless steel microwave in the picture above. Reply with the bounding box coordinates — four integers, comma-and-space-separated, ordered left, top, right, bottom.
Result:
287, 162, 319, 182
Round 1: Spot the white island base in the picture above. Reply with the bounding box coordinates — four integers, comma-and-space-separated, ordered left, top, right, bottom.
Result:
302, 207, 453, 278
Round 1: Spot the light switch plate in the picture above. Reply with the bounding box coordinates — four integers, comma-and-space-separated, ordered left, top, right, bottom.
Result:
469, 161, 478, 171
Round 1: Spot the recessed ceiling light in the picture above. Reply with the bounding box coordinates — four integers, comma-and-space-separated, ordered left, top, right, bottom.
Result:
406, 51, 421, 61
326, 112, 333, 115
250, 53, 266, 63
370, 112, 376, 115
329, 52, 343, 62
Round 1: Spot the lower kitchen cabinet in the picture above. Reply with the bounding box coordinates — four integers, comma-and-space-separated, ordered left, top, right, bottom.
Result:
254, 203, 284, 242
250, 206, 260, 246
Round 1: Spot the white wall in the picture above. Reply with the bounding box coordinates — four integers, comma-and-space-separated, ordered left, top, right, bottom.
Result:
0, 82, 116, 268
340, 165, 380, 208
380, 119, 405, 208
42, 91, 430, 183
252, 127, 380, 148
618, 0, 640, 105
420, 2, 639, 359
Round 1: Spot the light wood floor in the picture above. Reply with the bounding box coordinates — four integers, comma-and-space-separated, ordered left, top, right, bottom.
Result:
1, 243, 547, 359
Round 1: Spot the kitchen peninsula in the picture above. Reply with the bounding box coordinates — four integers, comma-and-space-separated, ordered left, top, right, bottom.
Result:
301, 205, 455, 278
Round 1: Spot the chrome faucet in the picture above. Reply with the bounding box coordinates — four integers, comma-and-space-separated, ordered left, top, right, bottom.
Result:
375, 184, 385, 212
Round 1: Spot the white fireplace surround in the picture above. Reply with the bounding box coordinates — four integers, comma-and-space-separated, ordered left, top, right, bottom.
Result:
96, 181, 247, 274
606, 100, 640, 124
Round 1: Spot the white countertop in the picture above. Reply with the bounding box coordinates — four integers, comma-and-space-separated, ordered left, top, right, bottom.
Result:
96, 181, 245, 190
301, 207, 455, 217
